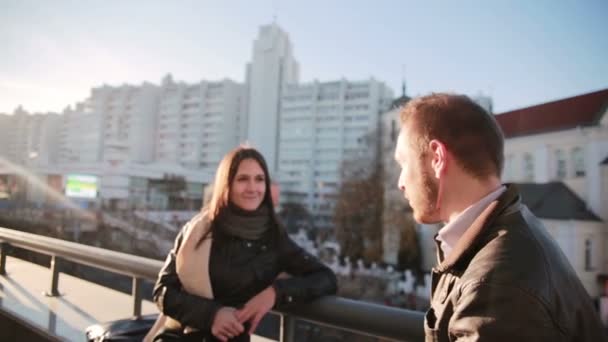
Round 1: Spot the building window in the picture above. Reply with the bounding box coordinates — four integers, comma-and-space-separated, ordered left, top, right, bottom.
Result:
555, 149, 566, 180
523, 153, 534, 181
571, 147, 585, 177
585, 238, 594, 271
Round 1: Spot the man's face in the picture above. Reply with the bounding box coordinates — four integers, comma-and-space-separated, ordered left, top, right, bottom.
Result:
395, 129, 440, 223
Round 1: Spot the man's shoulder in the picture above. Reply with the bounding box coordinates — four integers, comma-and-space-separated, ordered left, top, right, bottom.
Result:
454, 216, 606, 340
458, 217, 553, 295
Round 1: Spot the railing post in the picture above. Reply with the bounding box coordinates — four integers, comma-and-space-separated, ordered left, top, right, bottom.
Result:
45, 255, 61, 297
280, 314, 296, 342
0, 242, 8, 275
132, 277, 143, 318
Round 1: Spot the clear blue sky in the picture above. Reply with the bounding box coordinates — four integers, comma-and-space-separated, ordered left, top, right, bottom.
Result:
1, 0, 607, 114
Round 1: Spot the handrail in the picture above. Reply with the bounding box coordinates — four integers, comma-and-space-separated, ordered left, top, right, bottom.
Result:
280, 296, 425, 341
0, 227, 425, 341
0, 227, 161, 280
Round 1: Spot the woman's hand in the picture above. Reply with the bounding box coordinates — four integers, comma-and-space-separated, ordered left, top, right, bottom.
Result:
235, 286, 277, 334
211, 307, 244, 341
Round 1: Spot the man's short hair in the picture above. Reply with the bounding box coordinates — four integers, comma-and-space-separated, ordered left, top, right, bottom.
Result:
399, 93, 504, 179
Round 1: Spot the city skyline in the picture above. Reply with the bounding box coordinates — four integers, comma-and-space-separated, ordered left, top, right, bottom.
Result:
2, 0, 607, 114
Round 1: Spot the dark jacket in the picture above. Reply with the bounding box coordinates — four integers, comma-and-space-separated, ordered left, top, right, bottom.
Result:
153, 224, 337, 340
425, 184, 607, 341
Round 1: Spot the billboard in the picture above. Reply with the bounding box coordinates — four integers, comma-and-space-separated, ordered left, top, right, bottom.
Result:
65, 174, 98, 199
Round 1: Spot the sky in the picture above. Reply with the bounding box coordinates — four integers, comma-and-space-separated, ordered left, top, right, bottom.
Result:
1, 0, 607, 114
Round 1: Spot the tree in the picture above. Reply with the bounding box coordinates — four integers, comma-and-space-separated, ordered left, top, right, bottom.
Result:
333, 128, 420, 268
384, 204, 420, 270
334, 164, 384, 262
279, 202, 314, 234
333, 128, 385, 263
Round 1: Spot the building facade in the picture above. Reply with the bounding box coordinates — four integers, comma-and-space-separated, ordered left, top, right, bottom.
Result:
0, 107, 61, 168
156, 74, 246, 170
246, 24, 299, 173
278, 79, 394, 228
495, 88, 608, 298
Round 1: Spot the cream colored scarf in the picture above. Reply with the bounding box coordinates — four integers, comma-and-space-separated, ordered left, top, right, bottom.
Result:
176, 213, 214, 298
144, 213, 214, 341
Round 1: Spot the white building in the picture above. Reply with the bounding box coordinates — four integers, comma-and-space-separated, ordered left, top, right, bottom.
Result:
58, 104, 104, 165
47, 74, 247, 209
498, 89, 608, 221
1, 107, 29, 165
58, 83, 160, 167
3, 23, 400, 218
278, 78, 394, 228
514, 182, 606, 297
495, 88, 608, 298
156, 74, 246, 170
93, 83, 161, 167
246, 23, 299, 173
0, 107, 61, 168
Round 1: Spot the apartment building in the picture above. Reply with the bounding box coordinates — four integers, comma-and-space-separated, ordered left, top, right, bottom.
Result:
156, 74, 246, 170
278, 78, 394, 228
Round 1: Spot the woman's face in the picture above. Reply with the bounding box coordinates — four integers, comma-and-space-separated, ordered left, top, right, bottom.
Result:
229, 158, 266, 211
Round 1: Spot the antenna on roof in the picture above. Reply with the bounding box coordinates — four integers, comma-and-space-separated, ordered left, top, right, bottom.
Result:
272, 0, 279, 24
401, 64, 407, 97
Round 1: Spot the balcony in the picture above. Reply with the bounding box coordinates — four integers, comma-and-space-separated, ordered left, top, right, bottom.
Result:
0, 227, 425, 341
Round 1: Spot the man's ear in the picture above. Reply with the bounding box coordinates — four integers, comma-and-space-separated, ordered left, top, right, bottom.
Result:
428, 139, 447, 179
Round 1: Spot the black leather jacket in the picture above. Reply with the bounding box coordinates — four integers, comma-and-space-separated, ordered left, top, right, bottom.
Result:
153, 225, 337, 334
425, 184, 607, 341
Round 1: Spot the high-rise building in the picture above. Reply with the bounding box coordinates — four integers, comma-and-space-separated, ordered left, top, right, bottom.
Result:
246, 24, 299, 173
58, 103, 104, 165
2, 23, 397, 215
156, 74, 246, 170
0, 107, 61, 167
1, 107, 29, 165
278, 79, 394, 228
95, 83, 161, 167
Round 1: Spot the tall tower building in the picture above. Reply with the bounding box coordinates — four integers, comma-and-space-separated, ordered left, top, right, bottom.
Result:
246, 24, 299, 173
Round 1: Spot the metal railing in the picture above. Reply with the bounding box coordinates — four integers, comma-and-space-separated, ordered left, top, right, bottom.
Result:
0, 227, 425, 341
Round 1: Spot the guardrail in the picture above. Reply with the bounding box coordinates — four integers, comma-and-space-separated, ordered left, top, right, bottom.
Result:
0, 227, 424, 341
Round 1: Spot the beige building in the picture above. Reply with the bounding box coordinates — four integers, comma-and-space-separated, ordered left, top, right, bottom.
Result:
496, 88, 608, 298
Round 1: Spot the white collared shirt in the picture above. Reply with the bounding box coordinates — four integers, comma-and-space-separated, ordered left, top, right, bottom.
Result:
436, 185, 506, 257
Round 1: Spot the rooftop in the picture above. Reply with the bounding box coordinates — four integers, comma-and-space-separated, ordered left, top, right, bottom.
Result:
496, 89, 608, 138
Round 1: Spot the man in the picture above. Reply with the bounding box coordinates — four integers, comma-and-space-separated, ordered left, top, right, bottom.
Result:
394, 93, 606, 341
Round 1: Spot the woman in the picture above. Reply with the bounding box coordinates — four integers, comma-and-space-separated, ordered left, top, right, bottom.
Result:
150, 146, 337, 342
